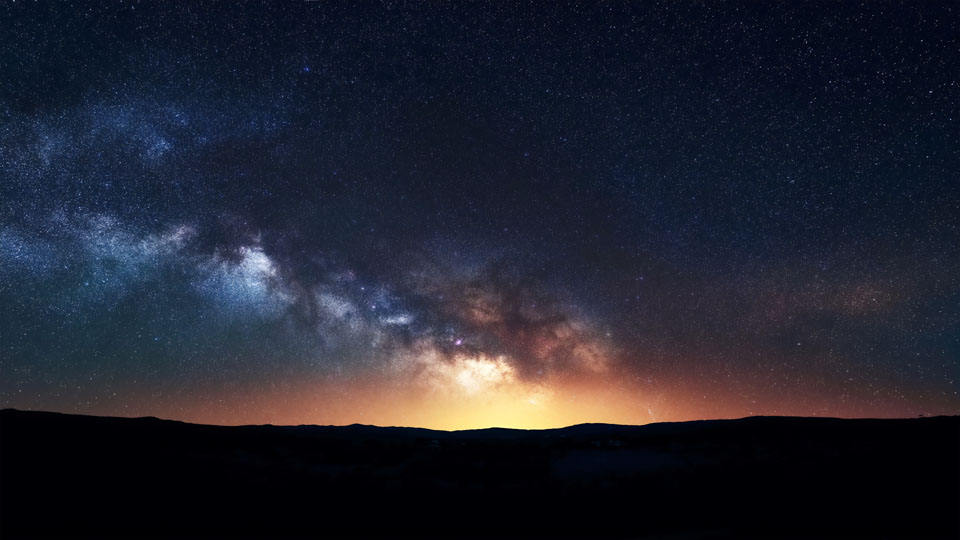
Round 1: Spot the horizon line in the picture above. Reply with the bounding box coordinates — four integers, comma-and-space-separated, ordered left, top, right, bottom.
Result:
2, 407, 952, 433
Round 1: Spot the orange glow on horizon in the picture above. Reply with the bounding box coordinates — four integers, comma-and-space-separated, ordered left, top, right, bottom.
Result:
18, 347, 950, 430
41, 362, 944, 431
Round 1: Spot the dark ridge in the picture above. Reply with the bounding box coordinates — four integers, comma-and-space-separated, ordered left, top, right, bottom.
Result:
1, 409, 958, 539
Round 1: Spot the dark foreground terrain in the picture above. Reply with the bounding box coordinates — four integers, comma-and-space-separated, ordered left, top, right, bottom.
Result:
0, 410, 957, 539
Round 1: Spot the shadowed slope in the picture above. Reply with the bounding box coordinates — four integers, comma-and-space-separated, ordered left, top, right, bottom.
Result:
1, 409, 958, 538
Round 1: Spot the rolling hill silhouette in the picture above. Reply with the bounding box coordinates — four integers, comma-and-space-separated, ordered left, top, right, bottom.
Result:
1, 409, 957, 538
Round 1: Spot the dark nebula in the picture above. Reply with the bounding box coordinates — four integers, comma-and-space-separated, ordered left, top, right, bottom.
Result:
1, 1, 957, 428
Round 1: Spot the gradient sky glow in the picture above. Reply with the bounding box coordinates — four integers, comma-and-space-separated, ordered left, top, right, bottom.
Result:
1, 1, 958, 429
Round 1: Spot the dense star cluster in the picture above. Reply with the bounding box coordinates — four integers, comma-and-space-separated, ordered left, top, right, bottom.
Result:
1, 1, 957, 428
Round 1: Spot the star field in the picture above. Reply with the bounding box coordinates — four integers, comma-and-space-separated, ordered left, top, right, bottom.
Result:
1, 1, 957, 428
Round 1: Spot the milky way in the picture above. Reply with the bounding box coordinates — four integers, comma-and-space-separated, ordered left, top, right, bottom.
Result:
1, 2, 957, 428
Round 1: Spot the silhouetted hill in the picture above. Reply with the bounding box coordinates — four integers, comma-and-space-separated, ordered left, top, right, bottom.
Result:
1, 409, 957, 538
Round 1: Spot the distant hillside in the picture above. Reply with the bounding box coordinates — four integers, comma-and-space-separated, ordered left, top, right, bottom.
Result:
1, 409, 957, 539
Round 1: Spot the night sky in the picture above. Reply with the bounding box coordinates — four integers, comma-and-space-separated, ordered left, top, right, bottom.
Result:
1, 1, 957, 429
